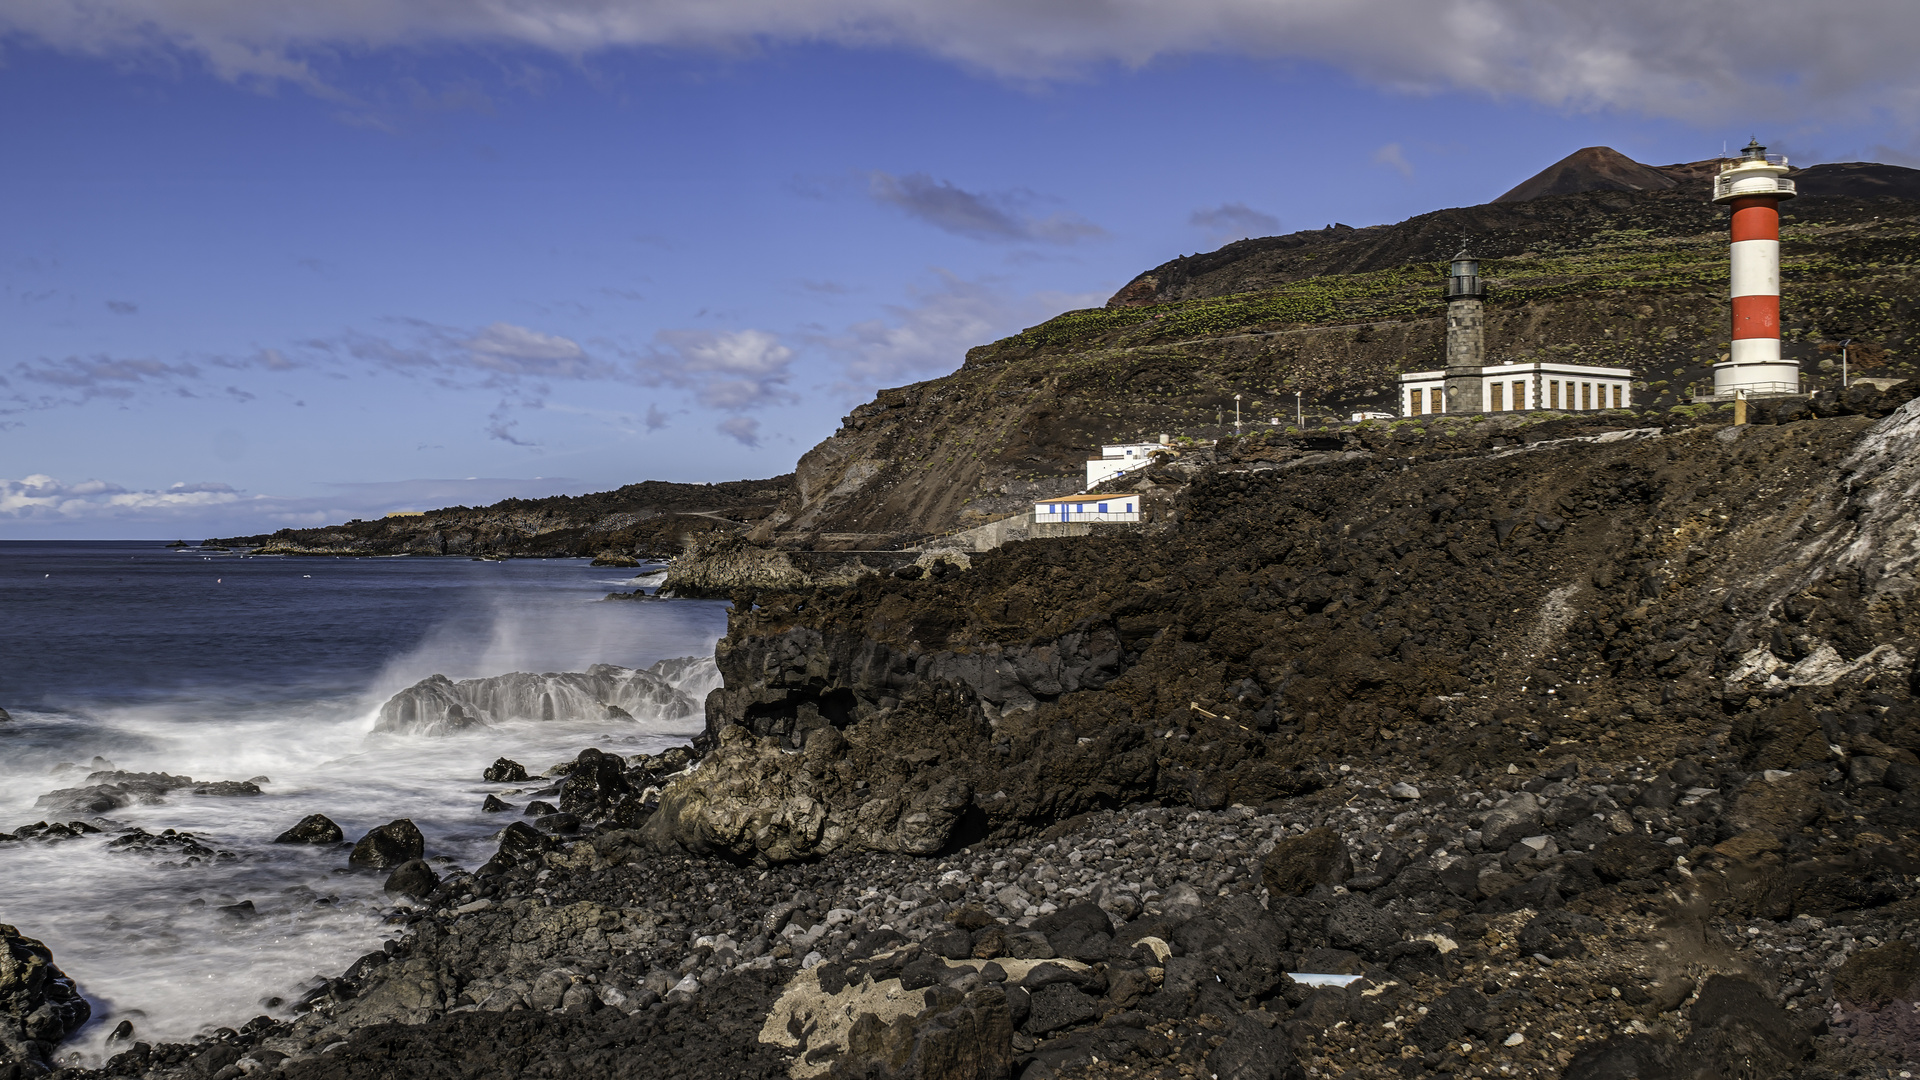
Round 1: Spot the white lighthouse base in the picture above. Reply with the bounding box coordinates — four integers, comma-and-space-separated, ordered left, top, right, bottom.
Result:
1702, 360, 1802, 400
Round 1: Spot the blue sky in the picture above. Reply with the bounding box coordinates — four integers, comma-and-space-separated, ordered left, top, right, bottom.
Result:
3, 1, 1915, 538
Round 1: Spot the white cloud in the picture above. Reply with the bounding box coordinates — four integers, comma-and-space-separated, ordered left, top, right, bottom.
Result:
0, 474, 254, 519
2, 1, 1915, 127
1371, 142, 1414, 178
645, 328, 796, 409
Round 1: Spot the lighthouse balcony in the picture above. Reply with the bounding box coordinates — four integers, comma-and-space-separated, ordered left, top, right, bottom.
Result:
1713, 170, 1796, 202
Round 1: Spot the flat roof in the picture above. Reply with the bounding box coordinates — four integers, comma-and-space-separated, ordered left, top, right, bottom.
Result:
1399, 362, 1635, 380
1038, 494, 1135, 504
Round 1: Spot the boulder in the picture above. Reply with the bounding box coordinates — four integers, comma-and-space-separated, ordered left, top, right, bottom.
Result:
348, 820, 424, 870
557, 748, 631, 820
383, 859, 440, 901
481, 794, 514, 813
1324, 897, 1400, 959
641, 726, 974, 863
0, 925, 91, 1071
273, 814, 344, 845
483, 758, 528, 783
832, 986, 1014, 1080
1259, 828, 1352, 897
1479, 792, 1545, 850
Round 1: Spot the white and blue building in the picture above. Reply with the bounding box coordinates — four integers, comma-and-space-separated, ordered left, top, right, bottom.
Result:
1034, 493, 1141, 523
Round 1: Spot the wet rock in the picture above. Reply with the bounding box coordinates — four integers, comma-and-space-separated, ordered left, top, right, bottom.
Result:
0, 924, 91, 1071
483, 758, 528, 783
489, 821, 550, 867
348, 819, 424, 870
375, 665, 699, 736
273, 814, 344, 845
384, 859, 440, 901
189, 780, 263, 797
558, 748, 631, 821
1260, 827, 1352, 897
481, 794, 514, 813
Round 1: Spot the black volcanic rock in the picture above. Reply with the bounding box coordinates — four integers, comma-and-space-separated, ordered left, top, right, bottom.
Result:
274, 814, 344, 845
483, 757, 528, 783
348, 819, 424, 869
0, 924, 91, 1070
1496, 146, 1680, 202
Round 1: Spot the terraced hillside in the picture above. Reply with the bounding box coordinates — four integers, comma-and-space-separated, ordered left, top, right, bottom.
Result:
759, 161, 1919, 549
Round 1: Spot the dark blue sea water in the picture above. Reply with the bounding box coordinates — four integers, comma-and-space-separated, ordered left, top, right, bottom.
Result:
0, 541, 727, 1064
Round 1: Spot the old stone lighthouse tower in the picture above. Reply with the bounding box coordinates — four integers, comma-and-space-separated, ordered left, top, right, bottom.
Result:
1442, 248, 1486, 412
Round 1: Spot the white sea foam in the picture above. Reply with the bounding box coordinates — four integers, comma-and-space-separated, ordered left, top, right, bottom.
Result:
0, 595, 722, 1066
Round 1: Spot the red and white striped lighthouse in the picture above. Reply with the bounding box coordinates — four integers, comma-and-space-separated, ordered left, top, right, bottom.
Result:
1711, 138, 1798, 396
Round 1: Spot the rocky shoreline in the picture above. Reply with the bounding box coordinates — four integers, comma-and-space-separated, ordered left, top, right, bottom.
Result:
9, 740, 1917, 1080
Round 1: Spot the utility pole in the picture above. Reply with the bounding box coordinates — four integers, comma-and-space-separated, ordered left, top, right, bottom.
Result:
1295, 391, 1303, 428
1233, 393, 1242, 435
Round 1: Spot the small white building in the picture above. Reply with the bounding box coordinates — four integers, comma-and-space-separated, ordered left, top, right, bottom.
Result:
1399, 361, 1634, 416
1085, 443, 1165, 488
1035, 494, 1141, 523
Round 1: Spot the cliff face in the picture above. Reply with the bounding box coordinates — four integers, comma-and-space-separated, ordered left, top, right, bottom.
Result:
759, 164, 1919, 547
683, 385, 1920, 860
208, 477, 792, 558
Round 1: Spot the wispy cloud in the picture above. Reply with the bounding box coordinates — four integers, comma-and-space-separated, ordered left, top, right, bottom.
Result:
717, 416, 762, 447
1188, 203, 1281, 245
105, 299, 139, 315
4, 0, 1912, 129
1371, 142, 1415, 177
868, 172, 1103, 245
4, 355, 203, 410
810, 270, 1106, 393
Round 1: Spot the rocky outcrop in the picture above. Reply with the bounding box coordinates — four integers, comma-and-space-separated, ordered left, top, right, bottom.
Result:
374, 657, 715, 736
660, 534, 916, 599
641, 721, 978, 864
0, 925, 89, 1074
34, 770, 264, 816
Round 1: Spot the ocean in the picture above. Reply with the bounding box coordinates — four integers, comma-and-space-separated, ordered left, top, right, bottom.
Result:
0, 541, 727, 1065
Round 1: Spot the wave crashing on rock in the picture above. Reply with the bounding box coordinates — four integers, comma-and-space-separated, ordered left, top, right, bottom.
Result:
374, 657, 718, 736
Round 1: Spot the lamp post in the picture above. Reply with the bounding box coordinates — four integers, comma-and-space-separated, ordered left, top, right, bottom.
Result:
1842, 338, 1852, 388
1233, 393, 1242, 435
1295, 391, 1303, 428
